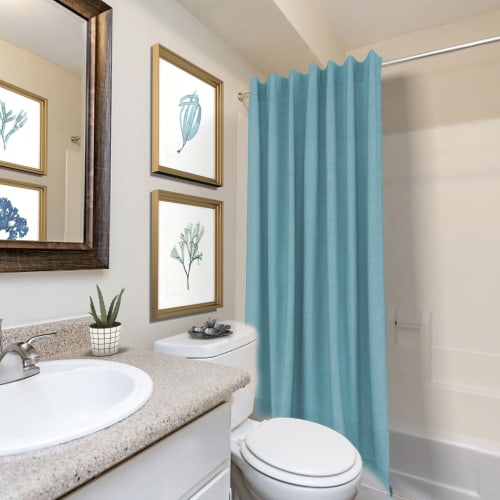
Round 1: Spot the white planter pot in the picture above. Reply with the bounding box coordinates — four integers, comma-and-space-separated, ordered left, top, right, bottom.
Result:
89, 323, 121, 356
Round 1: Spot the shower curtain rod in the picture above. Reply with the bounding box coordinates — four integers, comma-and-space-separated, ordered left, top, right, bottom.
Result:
237, 34, 500, 101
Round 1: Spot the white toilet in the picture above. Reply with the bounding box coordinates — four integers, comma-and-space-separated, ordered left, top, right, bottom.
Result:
154, 321, 362, 500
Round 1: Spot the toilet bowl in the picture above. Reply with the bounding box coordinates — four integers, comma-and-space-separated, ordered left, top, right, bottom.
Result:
154, 321, 362, 500
230, 418, 362, 500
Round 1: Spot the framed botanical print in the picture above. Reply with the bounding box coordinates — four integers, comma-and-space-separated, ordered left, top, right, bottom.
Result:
0, 80, 47, 174
0, 178, 47, 241
152, 44, 223, 186
152, 190, 223, 320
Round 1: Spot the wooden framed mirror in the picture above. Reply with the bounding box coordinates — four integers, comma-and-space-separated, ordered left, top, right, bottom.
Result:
0, 0, 112, 272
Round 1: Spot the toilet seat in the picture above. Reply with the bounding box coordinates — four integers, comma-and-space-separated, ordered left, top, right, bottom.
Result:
239, 418, 362, 488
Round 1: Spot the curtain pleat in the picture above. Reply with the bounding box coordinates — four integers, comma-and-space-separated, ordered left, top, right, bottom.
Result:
246, 51, 391, 493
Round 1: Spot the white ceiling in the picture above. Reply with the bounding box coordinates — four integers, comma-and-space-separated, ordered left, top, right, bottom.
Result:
318, 0, 500, 48
179, 0, 500, 77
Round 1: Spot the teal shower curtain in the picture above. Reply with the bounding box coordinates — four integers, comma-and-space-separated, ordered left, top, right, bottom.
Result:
246, 52, 390, 492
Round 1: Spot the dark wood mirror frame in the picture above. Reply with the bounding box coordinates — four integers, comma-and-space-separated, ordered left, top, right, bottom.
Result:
0, 0, 112, 272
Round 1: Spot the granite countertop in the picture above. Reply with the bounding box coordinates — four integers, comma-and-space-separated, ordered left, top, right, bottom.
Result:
0, 347, 250, 500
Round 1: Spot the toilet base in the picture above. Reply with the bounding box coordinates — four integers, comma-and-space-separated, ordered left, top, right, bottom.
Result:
231, 461, 263, 500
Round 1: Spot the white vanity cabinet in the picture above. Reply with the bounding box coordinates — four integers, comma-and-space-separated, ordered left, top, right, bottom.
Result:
66, 402, 231, 500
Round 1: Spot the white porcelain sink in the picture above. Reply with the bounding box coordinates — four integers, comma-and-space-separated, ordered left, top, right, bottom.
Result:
0, 359, 153, 456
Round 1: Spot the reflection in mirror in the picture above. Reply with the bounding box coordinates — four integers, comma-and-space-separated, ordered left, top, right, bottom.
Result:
0, 0, 112, 272
0, 0, 86, 243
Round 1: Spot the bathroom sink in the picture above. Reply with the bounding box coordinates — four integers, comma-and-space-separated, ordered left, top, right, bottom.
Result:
0, 359, 153, 456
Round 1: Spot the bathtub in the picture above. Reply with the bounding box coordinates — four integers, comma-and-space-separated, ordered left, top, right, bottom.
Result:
357, 428, 500, 499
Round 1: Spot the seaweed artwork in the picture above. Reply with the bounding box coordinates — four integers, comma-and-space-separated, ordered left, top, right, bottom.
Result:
170, 222, 205, 290
0, 197, 29, 240
0, 100, 28, 151
177, 91, 201, 153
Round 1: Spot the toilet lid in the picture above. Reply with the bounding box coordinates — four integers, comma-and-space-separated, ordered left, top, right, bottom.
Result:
240, 418, 362, 488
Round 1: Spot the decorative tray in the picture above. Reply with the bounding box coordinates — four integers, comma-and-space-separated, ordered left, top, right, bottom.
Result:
188, 322, 232, 339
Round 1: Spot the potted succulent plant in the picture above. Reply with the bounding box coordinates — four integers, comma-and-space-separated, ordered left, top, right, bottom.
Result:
89, 285, 125, 356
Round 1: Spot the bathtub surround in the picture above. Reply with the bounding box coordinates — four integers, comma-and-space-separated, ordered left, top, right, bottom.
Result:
246, 52, 390, 492
387, 428, 500, 500
347, 11, 500, 498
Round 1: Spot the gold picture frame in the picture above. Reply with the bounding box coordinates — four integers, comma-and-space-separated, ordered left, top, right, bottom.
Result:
152, 44, 223, 186
0, 178, 47, 241
0, 80, 47, 175
152, 190, 223, 320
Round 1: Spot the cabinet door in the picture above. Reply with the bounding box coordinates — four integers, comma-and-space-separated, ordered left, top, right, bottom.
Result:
190, 468, 230, 500
66, 403, 231, 499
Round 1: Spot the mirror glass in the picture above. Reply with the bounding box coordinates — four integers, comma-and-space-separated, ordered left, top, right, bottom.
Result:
0, 0, 86, 243
0, 0, 112, 272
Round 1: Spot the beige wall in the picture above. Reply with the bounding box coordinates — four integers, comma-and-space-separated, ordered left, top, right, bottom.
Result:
351, 11, 500, 448
0, 0, 256, 348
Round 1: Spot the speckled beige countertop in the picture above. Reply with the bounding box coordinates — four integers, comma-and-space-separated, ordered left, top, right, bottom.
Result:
0, 321, 250, 500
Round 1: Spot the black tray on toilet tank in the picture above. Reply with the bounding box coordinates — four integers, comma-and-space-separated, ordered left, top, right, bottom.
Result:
188, 323, 233, 339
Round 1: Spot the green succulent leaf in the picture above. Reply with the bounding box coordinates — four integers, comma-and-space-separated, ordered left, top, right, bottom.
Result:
89, 285, 125, 327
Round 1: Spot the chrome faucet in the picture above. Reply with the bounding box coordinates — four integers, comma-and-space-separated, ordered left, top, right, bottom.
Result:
0, 325, 56, 385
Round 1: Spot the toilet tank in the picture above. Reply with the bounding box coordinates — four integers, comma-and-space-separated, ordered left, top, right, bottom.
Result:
153, 321, 257, 430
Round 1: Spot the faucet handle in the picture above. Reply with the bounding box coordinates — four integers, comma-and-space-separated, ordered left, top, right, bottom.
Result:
26, 332, 57, 346
22, 332, 57, 365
